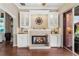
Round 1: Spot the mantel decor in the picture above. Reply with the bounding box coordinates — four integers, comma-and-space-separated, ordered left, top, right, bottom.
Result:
35, 17, 43, 25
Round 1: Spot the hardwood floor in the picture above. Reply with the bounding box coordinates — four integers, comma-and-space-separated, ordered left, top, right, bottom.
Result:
0, 42, 75, 56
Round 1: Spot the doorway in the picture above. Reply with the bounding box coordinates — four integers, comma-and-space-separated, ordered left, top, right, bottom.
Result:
63, 9, 73, 51
0, 9, 13, 46
5, 13, 13, 45
74, 6, 79, 55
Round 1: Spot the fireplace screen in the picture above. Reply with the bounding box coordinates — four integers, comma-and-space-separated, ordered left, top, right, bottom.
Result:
32, 36, 48, 44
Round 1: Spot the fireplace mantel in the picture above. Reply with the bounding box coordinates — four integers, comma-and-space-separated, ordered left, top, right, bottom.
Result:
29, 29, 51, 35
28, 29, 51, 49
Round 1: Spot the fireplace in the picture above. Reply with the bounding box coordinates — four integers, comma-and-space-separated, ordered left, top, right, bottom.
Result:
32, 35, 48, 44
29, 29, 51, 49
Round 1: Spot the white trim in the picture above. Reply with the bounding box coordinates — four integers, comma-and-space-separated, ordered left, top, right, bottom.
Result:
61, 14, 63, 47
72, 8, 75, 53
62, 8, 74, 51
73, 51, 79, 56
29, 10, 49, 14
64, 47, 78, 56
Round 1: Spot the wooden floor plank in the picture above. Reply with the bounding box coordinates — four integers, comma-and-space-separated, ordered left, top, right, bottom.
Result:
0, 43, 75, 56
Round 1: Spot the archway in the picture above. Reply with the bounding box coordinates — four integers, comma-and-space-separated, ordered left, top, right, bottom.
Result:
0, 8, 14, 46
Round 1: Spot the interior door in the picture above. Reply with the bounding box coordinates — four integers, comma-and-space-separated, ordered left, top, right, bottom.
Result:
63, 9, 73, 51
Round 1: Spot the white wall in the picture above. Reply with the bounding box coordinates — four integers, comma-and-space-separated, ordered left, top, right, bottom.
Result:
0, 3, 18, 46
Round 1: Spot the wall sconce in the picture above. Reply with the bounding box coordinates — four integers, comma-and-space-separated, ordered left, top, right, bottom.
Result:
67, 27, 72, 34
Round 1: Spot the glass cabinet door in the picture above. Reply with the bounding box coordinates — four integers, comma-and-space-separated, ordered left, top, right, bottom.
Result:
20, 12, 29, 28
49, 12, 58, 28
24, 14, 29, 26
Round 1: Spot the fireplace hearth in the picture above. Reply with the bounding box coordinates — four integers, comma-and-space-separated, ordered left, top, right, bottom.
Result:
32, 35, 48, 44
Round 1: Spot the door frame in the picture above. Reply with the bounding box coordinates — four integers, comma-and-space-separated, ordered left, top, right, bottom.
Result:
63, 9, 73, 50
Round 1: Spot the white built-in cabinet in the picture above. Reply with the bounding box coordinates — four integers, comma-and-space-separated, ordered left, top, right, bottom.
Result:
18, 11, 62, 48
17, 34, 28, 47
50, 34, 62, 47
20, 12, 29, 28
49, 12, 58, 28
20, 11, 58, 29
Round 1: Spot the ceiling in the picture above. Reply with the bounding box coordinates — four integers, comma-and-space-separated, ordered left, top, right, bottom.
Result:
15, 3, 64, 11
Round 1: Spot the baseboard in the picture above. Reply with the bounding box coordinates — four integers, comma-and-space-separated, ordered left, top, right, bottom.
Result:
51, 47, 63, 48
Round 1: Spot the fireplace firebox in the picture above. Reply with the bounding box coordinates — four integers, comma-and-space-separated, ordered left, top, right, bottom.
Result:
32, 35, 48, 44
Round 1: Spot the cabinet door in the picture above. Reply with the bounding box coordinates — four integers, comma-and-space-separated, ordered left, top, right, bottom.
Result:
56, 35, 60, 47
53, 12, 58, 26
49, 12, 58, 28
17, 37, 23, 47
20, 12, 29, 28
50, 35, 58, 47
57, 35, 62, 47
21, 36, 28, 47
20, 12, 24, 27
17, 34, 28, 47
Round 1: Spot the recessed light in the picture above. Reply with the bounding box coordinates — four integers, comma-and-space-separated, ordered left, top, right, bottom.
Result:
20, 3, 26, 6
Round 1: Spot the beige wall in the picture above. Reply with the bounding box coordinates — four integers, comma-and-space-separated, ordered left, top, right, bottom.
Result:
59, 3, 79, 13
31, 14, 48, 29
